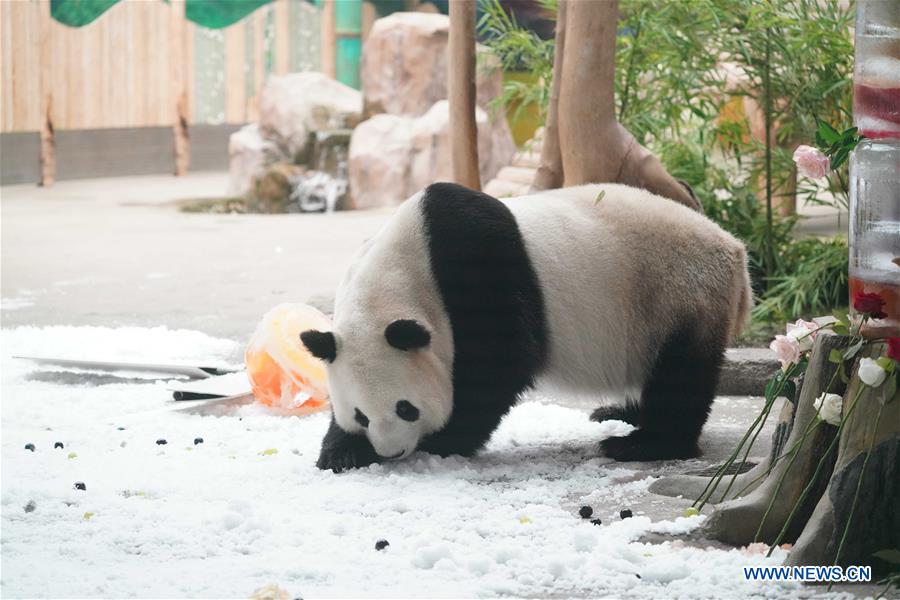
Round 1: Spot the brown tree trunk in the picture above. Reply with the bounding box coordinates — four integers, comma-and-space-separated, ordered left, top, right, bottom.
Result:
448, 0, 481, 190
39, 0, 55, 186
174, 92, 191, 176
557, 0, 618, 185
531, 0, 566, 191
535, 0, 700, 211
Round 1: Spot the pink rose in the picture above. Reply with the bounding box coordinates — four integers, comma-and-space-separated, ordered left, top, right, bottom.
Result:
793, 145, 830, 179
770, 334, 801, 369
786, 319, 817, 351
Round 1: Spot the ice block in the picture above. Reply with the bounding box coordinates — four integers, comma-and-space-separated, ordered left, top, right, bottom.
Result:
245, 303, 331, 414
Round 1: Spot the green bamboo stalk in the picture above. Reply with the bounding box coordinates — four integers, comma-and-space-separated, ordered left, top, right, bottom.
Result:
762, 23, 775, 285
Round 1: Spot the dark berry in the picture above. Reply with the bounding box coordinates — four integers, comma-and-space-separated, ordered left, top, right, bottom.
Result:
156, 439, 167, 445
54, 442, 64, 449
74, 482, 86, 491
375, 539, 389, 551
578, 505, 593, 519
24, 443, 35, 452
193, 437, 204, 445
591, 518, 603, 526
620, 509, 633, 519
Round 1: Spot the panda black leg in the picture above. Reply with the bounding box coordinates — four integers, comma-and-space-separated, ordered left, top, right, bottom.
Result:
601, 325, 724, 462
590, 402, 641, 426
316, 416, 380, 472
419, 395, 514, 458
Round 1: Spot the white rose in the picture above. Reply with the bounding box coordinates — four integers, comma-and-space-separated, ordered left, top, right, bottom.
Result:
813, 393, 843, 426
786, 327, 814, 352
858, 357, 888, 387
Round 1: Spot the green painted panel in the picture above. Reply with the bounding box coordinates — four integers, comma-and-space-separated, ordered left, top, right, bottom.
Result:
186, 0, 270, 29
50, 0, 327, 29
334, 0, 360, 34
336, 37, 361, 89
51, 0, 122, 28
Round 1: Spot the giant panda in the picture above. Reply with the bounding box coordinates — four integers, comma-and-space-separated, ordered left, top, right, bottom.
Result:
300, 182, 752, 472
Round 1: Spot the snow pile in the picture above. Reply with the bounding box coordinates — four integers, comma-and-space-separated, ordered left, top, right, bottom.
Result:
2, 327, 819, 598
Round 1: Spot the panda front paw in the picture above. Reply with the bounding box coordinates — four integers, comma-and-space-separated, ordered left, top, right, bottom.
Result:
316, 441, 379, 472
316, 417, 380, 472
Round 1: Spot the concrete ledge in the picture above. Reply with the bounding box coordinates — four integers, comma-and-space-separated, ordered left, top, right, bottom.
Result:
0, 132, 41, 185
718, 347, 779, 396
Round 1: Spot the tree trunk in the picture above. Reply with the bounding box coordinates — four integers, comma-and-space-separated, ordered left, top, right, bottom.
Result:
448, 0, 481, 190
535, 0, 701, 211
557, 0, 618, 185
651, 334, 899, 577
531, 0, 567, 191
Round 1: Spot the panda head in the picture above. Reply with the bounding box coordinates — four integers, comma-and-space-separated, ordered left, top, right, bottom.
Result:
300, 318, 452, 460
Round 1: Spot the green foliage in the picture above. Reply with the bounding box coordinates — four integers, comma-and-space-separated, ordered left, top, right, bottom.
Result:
614, 1, 723, 145
477, 0, 555, 121
478, 0, 855, 327
752, 237, 849, 321
814, 119, 865, 171
712, 0, 856, 213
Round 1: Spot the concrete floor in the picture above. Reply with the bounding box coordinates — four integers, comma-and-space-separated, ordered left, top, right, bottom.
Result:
2, 173, 882, 597
1, 172, 391, 340
1, 171, 847, 340
1, 170, 789, 499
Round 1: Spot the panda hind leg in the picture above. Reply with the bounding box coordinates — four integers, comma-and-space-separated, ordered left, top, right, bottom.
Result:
590, 402, 641, 426
601, 324, 724, 462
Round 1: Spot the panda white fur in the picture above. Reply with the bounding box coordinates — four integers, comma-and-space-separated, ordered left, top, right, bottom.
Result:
301, 182, 752, 472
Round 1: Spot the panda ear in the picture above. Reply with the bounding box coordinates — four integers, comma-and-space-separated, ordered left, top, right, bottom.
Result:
300, 330, 337, 363
385, 319, 431, 351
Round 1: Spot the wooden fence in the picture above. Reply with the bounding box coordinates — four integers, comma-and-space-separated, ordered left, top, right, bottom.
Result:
1, 0, 322, 183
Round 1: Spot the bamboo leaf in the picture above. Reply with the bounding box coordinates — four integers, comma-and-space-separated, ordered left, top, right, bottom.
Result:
843, 338, 865, 360
816, 118, 841, 144
832, 309, 849, 325
782, 379, 797, 402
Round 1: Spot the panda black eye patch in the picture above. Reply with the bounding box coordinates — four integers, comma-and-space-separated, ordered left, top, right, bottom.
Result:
395, 400, 420, 422
354, 408, 370, 428
385, 319, 431, 350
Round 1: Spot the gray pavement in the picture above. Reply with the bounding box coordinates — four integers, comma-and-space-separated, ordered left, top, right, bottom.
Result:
2, 172, 782, 393
3, 174, 884, 597
1, 172, 392, 341
1, 172, 844, 341
0, 172, 785, 481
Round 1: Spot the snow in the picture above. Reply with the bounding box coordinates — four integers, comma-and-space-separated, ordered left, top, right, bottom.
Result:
1, 326, 840, 598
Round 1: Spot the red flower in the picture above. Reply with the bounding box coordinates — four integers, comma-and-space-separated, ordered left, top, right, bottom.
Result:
888, 338, 900, 362
853, 291, 888, 319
